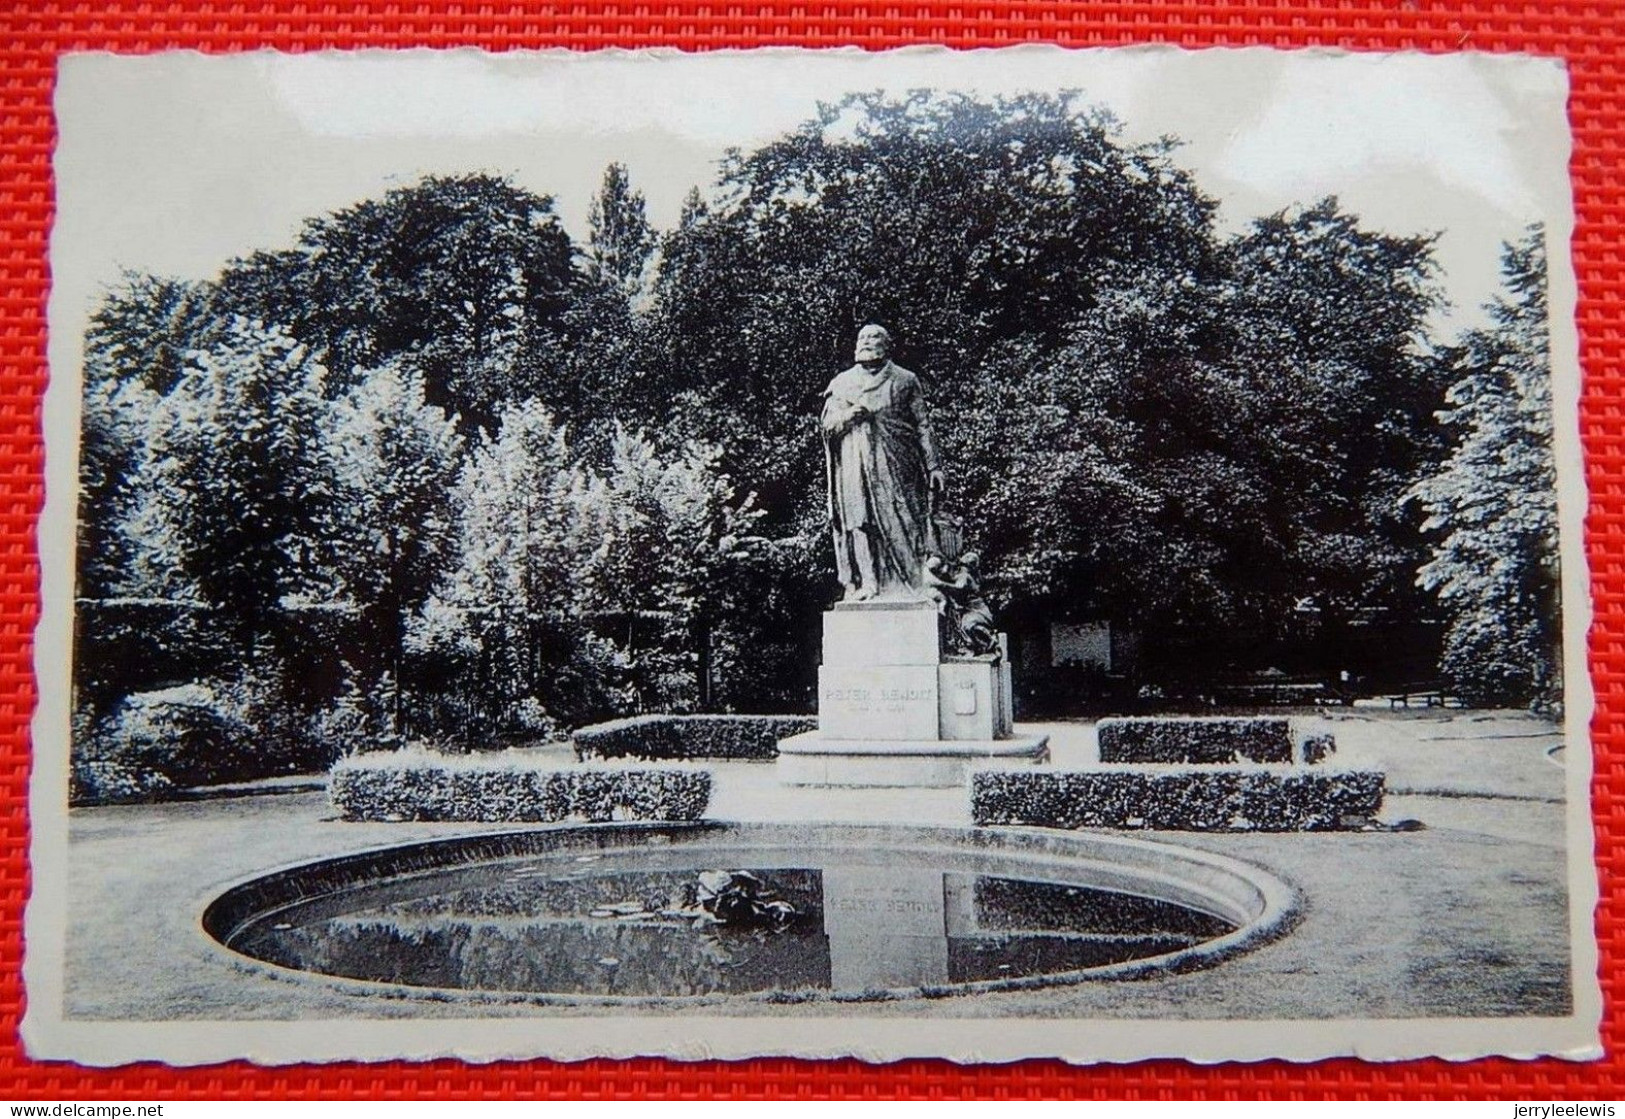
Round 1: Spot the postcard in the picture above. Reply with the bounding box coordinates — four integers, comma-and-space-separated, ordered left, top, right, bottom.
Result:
26, 45, 1597, 1065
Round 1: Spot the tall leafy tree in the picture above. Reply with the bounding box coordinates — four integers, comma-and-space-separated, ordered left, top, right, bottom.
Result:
1224, 200, 1446, 621
548, 164, 664, 440
134, 317, 332, 656
586, 162, 656, 294
78, 274, 219, 601
79, 316, 346, 757
323, 360, 465, 732
1408, 226, 1560, 707
589, 425, 764, 712
215, 174, 580, 429
409, 400, 623, 735
963, 202, 1443, 671
644, 91, 1222, 523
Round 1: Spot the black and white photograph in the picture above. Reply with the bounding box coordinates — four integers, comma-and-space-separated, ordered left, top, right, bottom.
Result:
26, 46, 1596, 1065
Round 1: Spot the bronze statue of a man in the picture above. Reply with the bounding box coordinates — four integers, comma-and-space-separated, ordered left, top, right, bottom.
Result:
820, 325, 945, 602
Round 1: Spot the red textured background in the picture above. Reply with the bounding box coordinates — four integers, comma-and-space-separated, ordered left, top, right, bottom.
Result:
0, 0, 1618, 1101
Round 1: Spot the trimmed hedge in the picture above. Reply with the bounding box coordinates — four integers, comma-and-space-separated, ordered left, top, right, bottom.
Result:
1097, 716, 1294, 764
330, 751, 711, 823
572, 714, 817, 762
972, 765, 1384, 832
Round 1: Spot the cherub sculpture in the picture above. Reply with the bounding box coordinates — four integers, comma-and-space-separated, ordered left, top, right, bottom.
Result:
923, 550, 999, 657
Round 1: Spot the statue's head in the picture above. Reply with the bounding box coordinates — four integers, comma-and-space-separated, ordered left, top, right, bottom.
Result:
854, 324, 893, 364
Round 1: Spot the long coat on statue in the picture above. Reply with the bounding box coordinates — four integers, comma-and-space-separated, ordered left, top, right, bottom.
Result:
820, 360, 940, 597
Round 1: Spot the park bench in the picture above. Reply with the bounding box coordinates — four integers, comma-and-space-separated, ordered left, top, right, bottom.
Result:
1385, 681, 1463, 708
1209, 676, 1357, 707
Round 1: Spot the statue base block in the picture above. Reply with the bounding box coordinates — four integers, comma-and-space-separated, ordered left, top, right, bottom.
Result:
777, 731, 1049, 789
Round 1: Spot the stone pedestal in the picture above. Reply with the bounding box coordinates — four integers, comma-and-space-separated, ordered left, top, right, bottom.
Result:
780, 599, 1047, 788
939, 637, 1015, 741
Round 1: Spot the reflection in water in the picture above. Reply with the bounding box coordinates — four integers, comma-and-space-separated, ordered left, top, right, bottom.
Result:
228, 857, 1236, 997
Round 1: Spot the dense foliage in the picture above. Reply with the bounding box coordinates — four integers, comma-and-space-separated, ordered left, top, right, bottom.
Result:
1407, 227, 1561, 709
71, 93, 1564, 792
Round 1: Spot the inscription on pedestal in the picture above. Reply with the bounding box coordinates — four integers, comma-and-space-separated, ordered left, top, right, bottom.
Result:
819, 666, 939, 740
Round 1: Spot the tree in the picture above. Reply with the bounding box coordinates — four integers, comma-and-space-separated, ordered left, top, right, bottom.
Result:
134, 317, 332, 656
906, 196, 1446, 685
545, 164, 665, 441
78, 274, 219, 601
1407, 226, 1560, 708
322, 360, 465, 733
643, 91, 1223, 523
408, 400, 624, 736
1224, 200, 1447, 622
73, 367, 224, 718
586, 162, 656, 294
590, 426, 764, 711
215, 174, 580, 430
76, 317, 345, 775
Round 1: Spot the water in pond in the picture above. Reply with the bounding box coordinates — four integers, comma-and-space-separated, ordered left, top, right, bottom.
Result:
219, 837, 1239, 998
